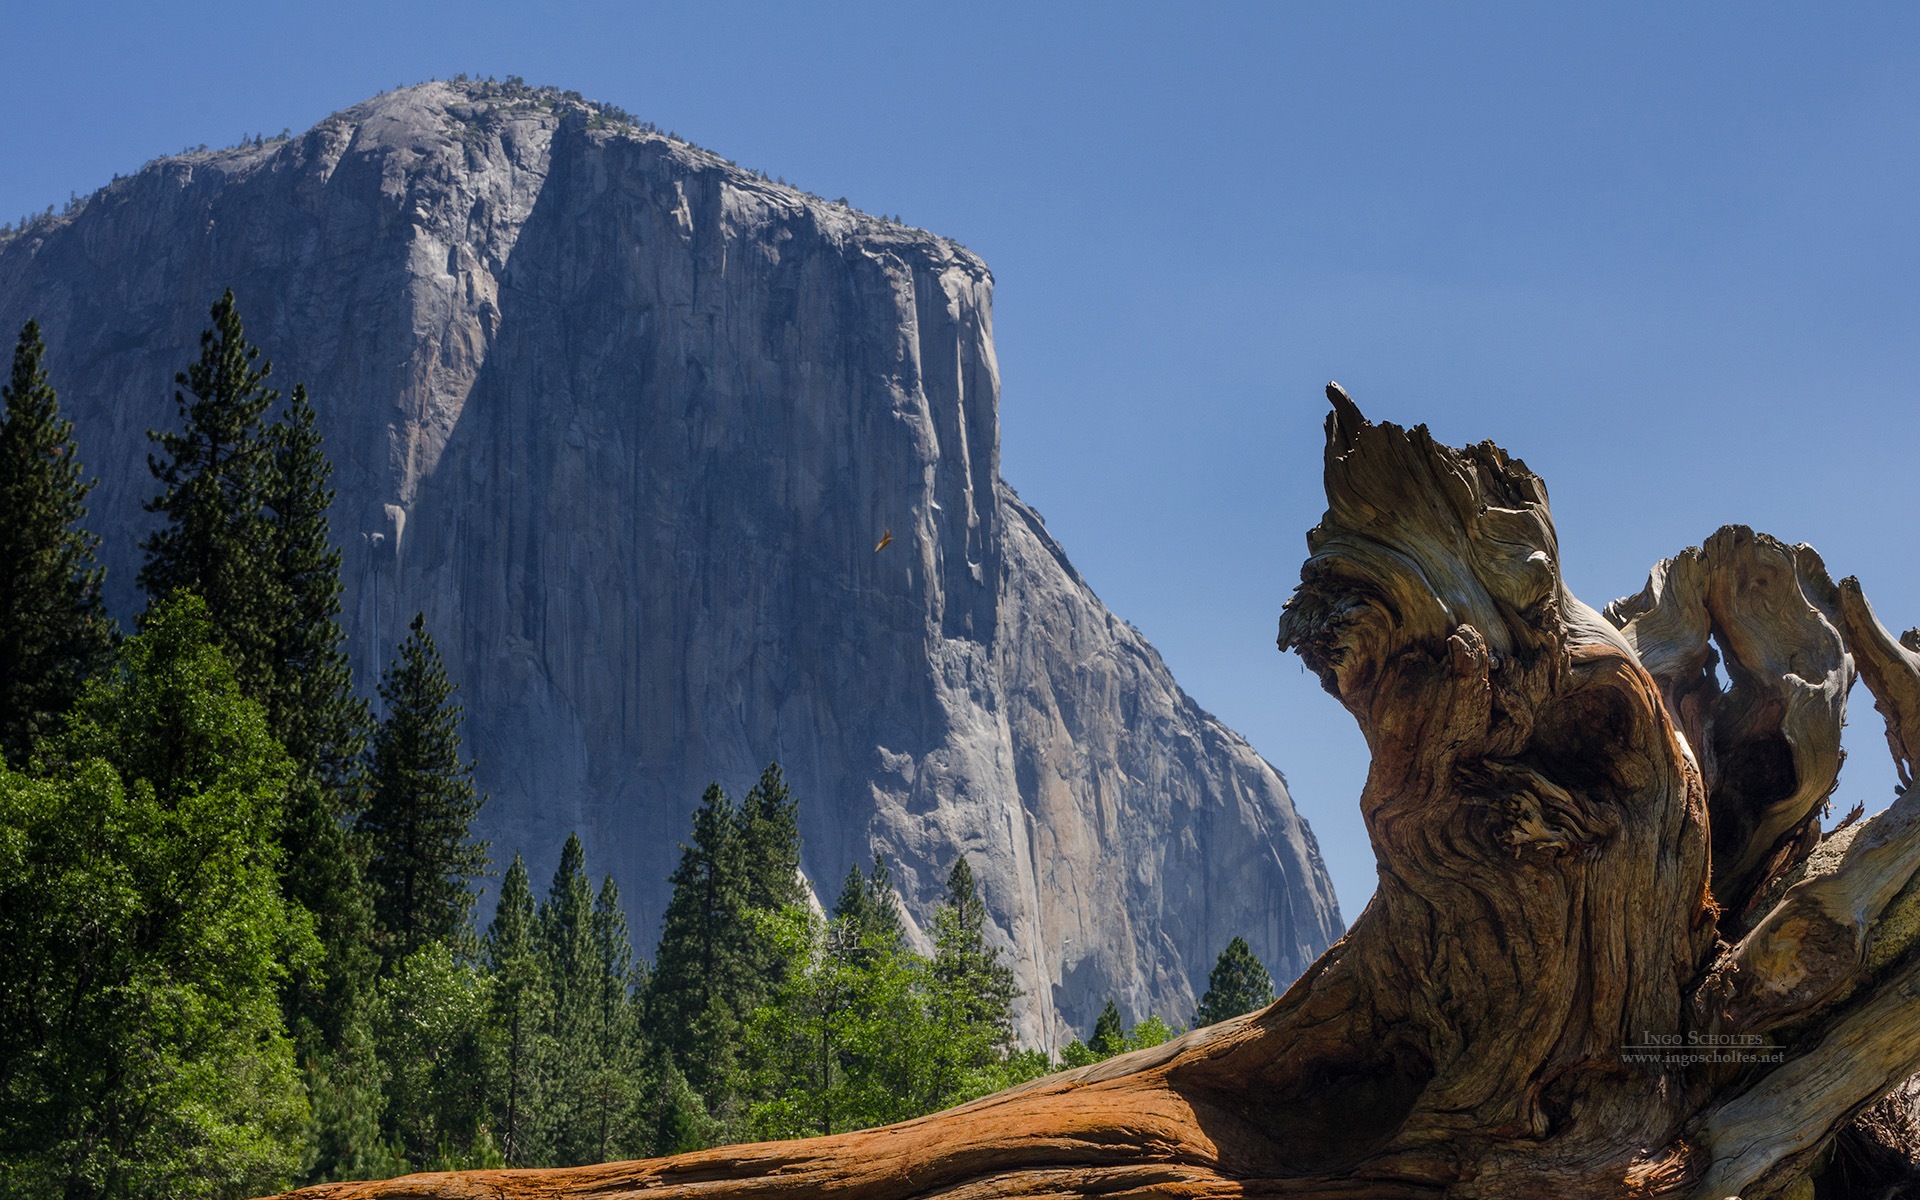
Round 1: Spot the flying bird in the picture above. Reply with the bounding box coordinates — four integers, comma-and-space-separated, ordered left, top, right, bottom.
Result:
874, 528, 894, 552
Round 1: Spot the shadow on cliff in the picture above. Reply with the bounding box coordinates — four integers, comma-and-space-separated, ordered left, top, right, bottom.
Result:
392, 112, 974, 937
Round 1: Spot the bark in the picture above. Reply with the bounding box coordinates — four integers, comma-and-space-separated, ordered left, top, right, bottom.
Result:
281, 388, 1920, 1200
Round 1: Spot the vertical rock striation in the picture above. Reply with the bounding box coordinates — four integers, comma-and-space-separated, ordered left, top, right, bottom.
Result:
0, 81, 1340, 1040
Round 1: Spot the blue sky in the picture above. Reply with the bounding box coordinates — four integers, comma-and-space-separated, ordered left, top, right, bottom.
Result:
7, 3, 1917, 917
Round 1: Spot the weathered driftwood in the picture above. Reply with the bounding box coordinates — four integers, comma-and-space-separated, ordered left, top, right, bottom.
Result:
282, 389, 1920, 1200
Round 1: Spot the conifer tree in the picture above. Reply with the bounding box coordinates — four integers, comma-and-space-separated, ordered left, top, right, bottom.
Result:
1192, 935, 1275, 1027
543, 835, 596, 1009
541, 833, 600, 1165
740, 763, 803, 915
0, 320, 114, 765
586, 875, 642, 1163
269, 386, 376, 1055
1089, 1000, 1126, 1058
924, 856, 1020, 1108
647, 769, 811, 1135
831, 854, 906, 953
139, 289, 279, 691
261, 383, 366, 790
646, 784, 751, 1114
485, 853, 551, 1167
360, 613, 489, 965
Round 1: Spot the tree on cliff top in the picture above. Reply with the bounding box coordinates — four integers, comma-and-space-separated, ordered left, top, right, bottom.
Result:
0, 319, 114, 766
360, 613, 488, 967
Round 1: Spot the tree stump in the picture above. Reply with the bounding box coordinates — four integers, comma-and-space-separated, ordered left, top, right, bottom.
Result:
286, 387, 1920, 1200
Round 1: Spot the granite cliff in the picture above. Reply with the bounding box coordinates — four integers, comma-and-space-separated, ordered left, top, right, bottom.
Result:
0, 81, 1341, 1041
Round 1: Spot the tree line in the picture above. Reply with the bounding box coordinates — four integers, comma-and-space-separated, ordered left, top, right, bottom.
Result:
0, 296, 1281, 1198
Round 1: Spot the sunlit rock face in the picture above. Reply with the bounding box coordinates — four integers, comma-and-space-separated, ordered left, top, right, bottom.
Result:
0, 81, 1340, 1041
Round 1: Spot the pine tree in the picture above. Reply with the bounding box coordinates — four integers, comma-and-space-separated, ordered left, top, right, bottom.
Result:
271, 388, 377, 1055
261, 383, 366, 791
484, 853, 551, 1167
139, 289, 279, 692
1089, 1000, 1126, 1058
586, 874, 642, 1163
1193, 935, 1275, 1027
646, 769, 810, 1135
831, 854, 906, 953
646, 784, 750, 1116
924, 856, 1020, 1108
360, 613, 489, 965
740, 762, 804, 914
0, 320, 114, 766
541, 833, 599, 1165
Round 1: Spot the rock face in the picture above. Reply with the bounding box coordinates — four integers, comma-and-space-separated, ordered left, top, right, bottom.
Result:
0, 81, 1341, 1040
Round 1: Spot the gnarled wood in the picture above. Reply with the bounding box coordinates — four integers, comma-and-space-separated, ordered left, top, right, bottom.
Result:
1605, 529, 1853, 919
277, 388, 1920, 1200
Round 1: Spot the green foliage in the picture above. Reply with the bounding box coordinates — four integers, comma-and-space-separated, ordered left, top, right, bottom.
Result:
1128, 1014, 1176, 1050
260, 383, 366, 792
739, 763, 804, 915
371, 942, 499, 1170
1061, 1002, 1180, 1068
139, 290, 279, 693
832, 853, 905, 951
360, 613, 489, 966
1057, 1038, 1101, 1069
1090, 1000, 1127, 1058
923, 856, 1021, 1107
484, 853, 551, 1166
639, 1058, 723, 1157
744, 851, 1051, 1140
300, 1002, 400, 1183
540, 834, 614, 1165
139, 295, 373, 1057
0, 593, 313, 1198
1193, 935, 1274, 1027
645, 779, 767, 1131
744, 904, 927, 1139
0, 319, 115, 766
258, 383, 376, 1052
582, 874, 645, 1162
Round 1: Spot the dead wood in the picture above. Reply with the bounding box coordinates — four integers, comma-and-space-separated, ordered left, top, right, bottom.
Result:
278, 387, 1920, 1200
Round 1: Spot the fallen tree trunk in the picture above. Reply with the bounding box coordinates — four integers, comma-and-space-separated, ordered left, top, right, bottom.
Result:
285, 388, 1920, 1200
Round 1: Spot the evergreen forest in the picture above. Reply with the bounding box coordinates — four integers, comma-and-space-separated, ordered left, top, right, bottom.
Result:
0, 297, 1279, 1197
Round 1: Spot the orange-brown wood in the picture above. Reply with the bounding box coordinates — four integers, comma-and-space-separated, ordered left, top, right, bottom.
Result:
280, 390, 1920, 1200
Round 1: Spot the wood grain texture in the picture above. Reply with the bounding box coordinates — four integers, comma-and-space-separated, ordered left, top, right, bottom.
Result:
278, 388, 1920, 1200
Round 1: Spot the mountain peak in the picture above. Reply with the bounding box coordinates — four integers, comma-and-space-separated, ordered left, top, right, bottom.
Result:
0, 86, 1337, 1041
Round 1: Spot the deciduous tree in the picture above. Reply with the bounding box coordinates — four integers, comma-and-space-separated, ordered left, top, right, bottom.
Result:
0, 593, 310, 1198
